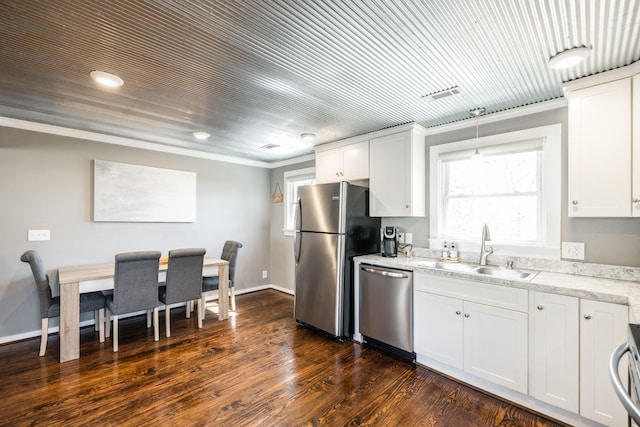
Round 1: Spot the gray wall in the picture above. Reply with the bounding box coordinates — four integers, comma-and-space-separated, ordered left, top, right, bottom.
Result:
387, 107, 640, 267
1, 127, 271, 340
269, 160, 315, 292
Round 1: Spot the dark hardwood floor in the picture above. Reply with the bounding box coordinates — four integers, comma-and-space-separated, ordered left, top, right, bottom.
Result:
0, 290, 565, 426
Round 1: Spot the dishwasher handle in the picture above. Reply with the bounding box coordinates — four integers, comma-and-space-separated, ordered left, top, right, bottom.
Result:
361, 266, 410, 279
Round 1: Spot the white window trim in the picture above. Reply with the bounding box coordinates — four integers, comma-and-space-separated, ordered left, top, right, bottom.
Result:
283, 167, 315, 236
429, 124, 561, 259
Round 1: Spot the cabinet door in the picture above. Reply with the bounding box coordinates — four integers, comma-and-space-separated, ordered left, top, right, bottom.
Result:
370, 132, 410, 216
634, 74, 640, 217
315, 148, 342, 183
531, 292, 579, 412
341, 141, 369, 181
579, 299, 628, 427
414, 290, 463, 369
463, 301, 528, 394
568, 78, 632, 217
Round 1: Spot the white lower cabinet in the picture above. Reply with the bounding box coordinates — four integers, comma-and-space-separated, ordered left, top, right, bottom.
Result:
414, 274, 528, 394
414, 291, 463, 369
463, 300, 528, 393
414, 274, 630, 426
579, 299, 628, 427
530, 292, 579, 413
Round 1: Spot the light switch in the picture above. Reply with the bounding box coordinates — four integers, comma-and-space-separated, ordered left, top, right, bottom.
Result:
28, 229, 50, 241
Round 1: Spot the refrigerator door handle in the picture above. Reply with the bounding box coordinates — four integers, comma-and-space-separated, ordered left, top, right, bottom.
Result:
294, 231, 302, 264
294, 197, 302, 264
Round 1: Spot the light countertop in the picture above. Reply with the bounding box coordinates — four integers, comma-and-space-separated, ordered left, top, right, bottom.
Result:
354, 254, 640, 323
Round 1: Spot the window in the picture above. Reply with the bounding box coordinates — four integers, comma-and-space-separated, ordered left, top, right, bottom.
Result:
430, 125, 561, 258
283, 167, 315, 236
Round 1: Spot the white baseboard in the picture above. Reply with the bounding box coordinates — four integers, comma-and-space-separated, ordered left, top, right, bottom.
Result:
0, 285, 294, 345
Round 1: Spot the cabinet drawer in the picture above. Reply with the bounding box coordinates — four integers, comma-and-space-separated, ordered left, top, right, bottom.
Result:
415, 273, 528, 313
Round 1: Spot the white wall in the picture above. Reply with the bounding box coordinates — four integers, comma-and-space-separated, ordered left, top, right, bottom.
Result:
0, 127, 272, 340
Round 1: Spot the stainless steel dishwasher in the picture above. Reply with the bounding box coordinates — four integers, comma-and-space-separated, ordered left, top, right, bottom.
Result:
359, 264, 413, 355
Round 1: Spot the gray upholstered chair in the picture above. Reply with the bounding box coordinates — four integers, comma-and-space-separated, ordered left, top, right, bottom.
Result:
20, 250, 106, 356
158, 248, 206, 337
202, 241, 242, 315
105, 251, 161, 352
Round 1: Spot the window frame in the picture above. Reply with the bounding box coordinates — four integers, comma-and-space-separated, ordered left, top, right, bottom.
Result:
282, 167, 315, 236
429, 124, 561, 259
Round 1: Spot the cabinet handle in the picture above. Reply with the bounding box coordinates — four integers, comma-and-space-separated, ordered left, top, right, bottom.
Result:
633, 198, 640, 203
335, 172, 340, 177
464, 313, 470, 318
572, 200, 579, 205
537, 305, 544, 310
405, 205, 410, 209
584, 314, 592, 320
455, 310, 461, 315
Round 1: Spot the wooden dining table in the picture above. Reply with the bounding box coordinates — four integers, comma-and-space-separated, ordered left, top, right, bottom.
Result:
57, 256, 229, 363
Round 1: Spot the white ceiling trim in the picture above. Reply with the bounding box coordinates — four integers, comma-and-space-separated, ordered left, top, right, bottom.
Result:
0, 116, 271, 168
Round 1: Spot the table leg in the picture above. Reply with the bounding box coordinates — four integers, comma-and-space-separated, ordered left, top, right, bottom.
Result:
59, 281, 80, 362
217, 264, 229, 320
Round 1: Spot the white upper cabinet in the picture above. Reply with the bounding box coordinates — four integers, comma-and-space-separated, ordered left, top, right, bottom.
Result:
369, 125, 426, 217
315, 141, 369, 184
567, 75, 637, 217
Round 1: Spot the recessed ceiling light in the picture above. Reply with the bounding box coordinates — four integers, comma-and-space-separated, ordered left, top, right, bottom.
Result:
548, 47, 591, 70
300, 133, 316, 142
192, 131, 210, 140
90, 70, 124, 87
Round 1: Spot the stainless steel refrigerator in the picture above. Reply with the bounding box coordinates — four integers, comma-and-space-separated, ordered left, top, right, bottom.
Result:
293, 182, 380, 339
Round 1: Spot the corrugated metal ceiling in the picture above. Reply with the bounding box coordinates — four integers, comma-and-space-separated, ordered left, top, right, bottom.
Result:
0, 0, 639, 162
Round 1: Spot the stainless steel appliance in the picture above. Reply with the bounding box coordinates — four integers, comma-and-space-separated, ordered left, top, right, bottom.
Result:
359, 265, 413, 358
611, 323, 640, 425
381, 226, 398, 257
294, 182, 380, 339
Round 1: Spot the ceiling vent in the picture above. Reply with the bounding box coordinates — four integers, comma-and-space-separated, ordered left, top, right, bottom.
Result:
421, 86, 461, 102
260, 143, 280, 150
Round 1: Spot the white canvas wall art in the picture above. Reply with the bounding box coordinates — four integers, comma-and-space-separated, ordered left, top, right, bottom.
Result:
94, 159, 196, 222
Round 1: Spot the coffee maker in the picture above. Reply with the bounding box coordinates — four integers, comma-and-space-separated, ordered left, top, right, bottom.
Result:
381, 226, 399, 257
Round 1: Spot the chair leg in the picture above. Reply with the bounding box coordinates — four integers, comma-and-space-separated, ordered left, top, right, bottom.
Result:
165, 305, 171, 338
105, 307, 111, 338
201, 292, 212, 320
153, 308, 159, 341
230, 287, 236, 312
39, 318, 48, 357
147, 310, 152, 328
113, 315, 119, 352
98, 309, 105, 343
197, 297, 203, 329
186, 300, 191, 319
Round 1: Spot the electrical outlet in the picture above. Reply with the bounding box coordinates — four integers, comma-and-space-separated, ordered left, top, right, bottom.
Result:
262, 270, 268, 279
405, 233, 413, 245
28, 229, 50, 241
562, 242, 585, 260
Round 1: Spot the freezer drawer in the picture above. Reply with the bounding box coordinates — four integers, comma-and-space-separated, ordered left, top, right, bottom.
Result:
359, 265, 413, 352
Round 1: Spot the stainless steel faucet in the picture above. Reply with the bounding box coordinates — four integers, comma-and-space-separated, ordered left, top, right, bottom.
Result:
479, 223, 493, 266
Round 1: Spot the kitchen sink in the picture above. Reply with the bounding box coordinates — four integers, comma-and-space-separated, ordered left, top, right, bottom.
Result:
410, 259, 538, 281
474, 267, 538, 281
433, 262, 478, 273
